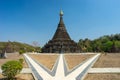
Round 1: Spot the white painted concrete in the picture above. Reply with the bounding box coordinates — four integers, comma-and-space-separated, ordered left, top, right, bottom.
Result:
65, 53, 100, 80
24, 54, 52, 80
89, 68, 120, 73
54, 54, 65, 80
24, 53, 100, 80
21, 68, 32, 73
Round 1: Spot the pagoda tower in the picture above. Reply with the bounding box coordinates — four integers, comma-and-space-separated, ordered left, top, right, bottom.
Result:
42, 10, 79, 53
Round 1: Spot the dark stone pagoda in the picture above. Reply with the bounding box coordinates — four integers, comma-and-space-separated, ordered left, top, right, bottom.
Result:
42, 10, 79, 53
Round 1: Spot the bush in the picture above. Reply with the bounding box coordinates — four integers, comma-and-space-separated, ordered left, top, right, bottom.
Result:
1, 60, 23, 80
19, 58, 24, 64
19, 50, 25, 55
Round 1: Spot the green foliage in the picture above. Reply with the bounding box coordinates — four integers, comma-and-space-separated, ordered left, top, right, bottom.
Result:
102, 41, 113, 52
78, 33, 120, 53
78, 38, 92, 52
1, 60, 23, 80
19, 50, 25, 55
35, 47, 41, 53
19, 58, 24, 64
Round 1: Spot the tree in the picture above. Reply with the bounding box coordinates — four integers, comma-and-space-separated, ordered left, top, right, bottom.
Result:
114, 41, 120, 52
102, 41, 113, 52
32, 41, 41, 52
1, 60, 23, 80
32, 41, 40, 47
78, 33, 120, 53
84, 38, 92, 52
5, 41, 14, 53
19, 50, 25, 55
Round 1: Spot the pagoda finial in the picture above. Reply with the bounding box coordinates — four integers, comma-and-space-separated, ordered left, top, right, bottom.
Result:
60, 9, 63, 16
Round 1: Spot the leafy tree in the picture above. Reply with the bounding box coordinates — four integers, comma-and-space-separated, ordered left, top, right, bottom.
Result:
35, 47, 41, 53
32, 41, 40, 47
1, 60, 23, 80
102, 41, 113, 52
78, 33, 120, 53
114, 41, 120, 52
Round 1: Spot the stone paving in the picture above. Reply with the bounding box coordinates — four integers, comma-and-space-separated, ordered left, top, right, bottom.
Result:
0, 68, 32, 74
24, 53, 100, 80
1, 53, 120, 80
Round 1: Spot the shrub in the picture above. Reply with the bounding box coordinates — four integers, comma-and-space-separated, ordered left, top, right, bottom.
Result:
19, 58, 24, 64
19, 50, 24, 55
1, 60, 23, 80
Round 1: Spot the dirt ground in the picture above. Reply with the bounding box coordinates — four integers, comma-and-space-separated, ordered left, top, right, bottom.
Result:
0, 74, 3, 78
64, 54, 94, 70
29, 54, 59, 70
84, 73, 120, 80
0, 73, 34, 80
0, 53, 28, 68
93, 53, 120, 68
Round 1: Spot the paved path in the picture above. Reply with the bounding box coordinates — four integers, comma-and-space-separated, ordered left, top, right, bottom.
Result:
65, 53, 100, 80
0, 69, 1, 73
24, 53, 100, 80
89, 68, 120, 73
0, 68, 31, 74
20, 68, 32, 73
24, 54, 52, 80
1, 53, 120, 80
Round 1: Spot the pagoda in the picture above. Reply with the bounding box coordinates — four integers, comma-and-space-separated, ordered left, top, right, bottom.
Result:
42, 10, 79, 53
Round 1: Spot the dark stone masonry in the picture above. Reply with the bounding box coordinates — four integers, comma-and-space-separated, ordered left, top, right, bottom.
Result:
42, 10, 79, 53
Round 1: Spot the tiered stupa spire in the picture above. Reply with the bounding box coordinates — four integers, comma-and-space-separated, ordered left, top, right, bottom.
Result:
42, 10, 79, 53
52, 10, 71, 40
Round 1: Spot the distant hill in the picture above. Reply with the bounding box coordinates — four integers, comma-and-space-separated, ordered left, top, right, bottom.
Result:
78, 33, 120, 53
1, 34, 119, 53
0, 41, 41, 53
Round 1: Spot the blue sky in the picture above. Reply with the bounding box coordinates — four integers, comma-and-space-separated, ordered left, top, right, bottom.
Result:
0, 0, 120, 47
